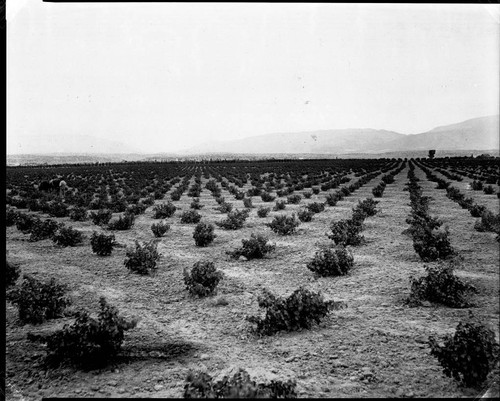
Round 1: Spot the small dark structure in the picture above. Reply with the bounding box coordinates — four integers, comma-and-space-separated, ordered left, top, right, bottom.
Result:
428, 150, 436, 159
477, 154, 494, 159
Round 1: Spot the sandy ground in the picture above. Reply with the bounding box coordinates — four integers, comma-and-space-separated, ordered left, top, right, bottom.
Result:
5, 164, 499, 399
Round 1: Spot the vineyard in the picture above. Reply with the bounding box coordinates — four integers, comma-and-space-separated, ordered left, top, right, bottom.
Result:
5, 157, 500, 399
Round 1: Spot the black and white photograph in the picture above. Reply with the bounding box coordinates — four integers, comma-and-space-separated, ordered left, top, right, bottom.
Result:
5, 1, 500, 399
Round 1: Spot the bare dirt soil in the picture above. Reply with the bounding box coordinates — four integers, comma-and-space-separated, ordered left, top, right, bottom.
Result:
5, 165, 499, 399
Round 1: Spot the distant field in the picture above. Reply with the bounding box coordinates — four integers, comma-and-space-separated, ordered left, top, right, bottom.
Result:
7, 148, 500, 166
5, 157, 499, 399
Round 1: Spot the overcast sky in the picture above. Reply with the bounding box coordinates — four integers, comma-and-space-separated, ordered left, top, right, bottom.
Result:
7, 2, 499, 154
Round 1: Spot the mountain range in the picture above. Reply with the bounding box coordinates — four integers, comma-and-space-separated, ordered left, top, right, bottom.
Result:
7, 115, 499, 159
184, 115, 499, 155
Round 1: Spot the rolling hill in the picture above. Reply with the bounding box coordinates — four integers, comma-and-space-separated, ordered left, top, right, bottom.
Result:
377, 115, 499, 152
183, 115, 499, 155
184, 129, 405, 155
7, 115, 498, 162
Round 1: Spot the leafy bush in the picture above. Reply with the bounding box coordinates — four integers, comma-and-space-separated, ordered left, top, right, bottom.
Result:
247, 187, 262, 197
170, 191, 182, 201
6, 260, 20, 288
47, 201, 69, 218
340, 186, 351, 196
193, 222, 216, 247
260, 192, 276, 202
180, 210, 202, 224
216, 201, 233, 214
9, 196, 28, 209
227, 234, 276, 260
142, 193, 157, 203
188, 185, 201, 198
469, 204, 487, 218
190, 198, 204, 210
436, 180, 451, 189
89, 209, 113, 226
234, 191, 245, 200
29, 219, 60, 242
306, 245, 354, 277
126, 203, 147, 215
183, 261, 223, 297
90, 232, 116, 256
325, 192, 341, 206
348, 183, 358, 193
7, 275, 71, 324
273, 200, 287, 211
215, 196, 226, 205
153, 202, 176, 218
183, 368, 297, 399
355, 198, 379, 217
151, 221, 170, 237
216, 209, 250, 230
52, 226, 84, 247
267, 214, 300, 235
153, 190, 165, 200
307, 202, 325, 214
6, 207, 19, 227
412, 225, 455, 262
408, 263, 477, 307
351, 207, 371, 226
297, 208, 314, 222
474, 210, 500, 233
328, 219, 364, 246
205, 180, 220, 193
257, 206, 270, 218
69, 206, 88, 221
483, 185, 495, 195
471, 180, 483, 190
15, 212, 37, 233
312, 187, 320, 195
381, 174, 395, 184
457, 197, 474, 210
108, 212, 135, 230
24, 198, 42, 213
372, 185, 385, 197
445, 186, 464, 202
124, 240, 160, 275
246, 287, 340, 335
287, 194, 302, 204
406, 179, 455, 262
110, 197, 128, 213
242, 197, 254, 208
429, 320, 499, 387
303, 191, 313, 199
28, 297, 138, 369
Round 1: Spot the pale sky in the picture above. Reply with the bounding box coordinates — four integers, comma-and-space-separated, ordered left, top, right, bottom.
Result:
7, 1, 500, 153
